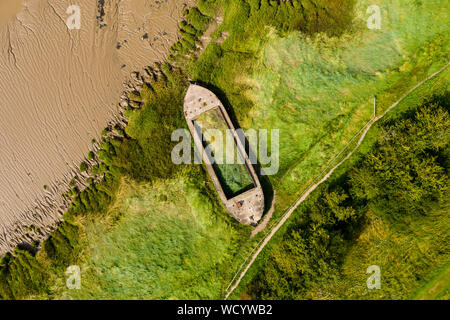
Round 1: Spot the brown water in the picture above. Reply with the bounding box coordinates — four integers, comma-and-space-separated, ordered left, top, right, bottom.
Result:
0, 0, 196, 253
0, 0, 23, 25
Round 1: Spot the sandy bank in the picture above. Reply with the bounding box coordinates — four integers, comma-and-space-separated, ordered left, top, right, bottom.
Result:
0, 0, 23, 25
0, 0, 196, 254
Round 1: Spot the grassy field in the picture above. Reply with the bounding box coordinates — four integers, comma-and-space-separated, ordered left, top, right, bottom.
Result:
186, 0, 449, 299
229, 63, 449, 299
238, 91, 449, 299
411, 261, 450, 300
1, 0, 448, 300
334, 196, 450, 300
242, 0, 449, 208
188, 0, 449, 216
56, 174, 247, 299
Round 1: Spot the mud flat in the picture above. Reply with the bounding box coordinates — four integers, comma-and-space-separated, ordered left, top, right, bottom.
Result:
0, 1, 23, 25
0, 0, 196, 254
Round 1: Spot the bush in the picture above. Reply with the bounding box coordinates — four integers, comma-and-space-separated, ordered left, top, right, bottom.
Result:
79, 162, 88, 172
0, 249, 49, 299
185, 7, 212, 33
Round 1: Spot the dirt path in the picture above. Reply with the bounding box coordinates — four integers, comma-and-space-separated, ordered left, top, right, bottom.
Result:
225, 61, 450, 299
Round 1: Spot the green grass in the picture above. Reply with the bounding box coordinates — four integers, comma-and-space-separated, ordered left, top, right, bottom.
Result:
186, 0, 449, 298
411, 261, 450, 300
189, 0, 449, 216
194, 108, 254, 197
59, 174, 247, 299
1, 0, 448, 300
240, 97, 449, 300
230, 67, 449, 300
334, 197, 450, 300
243, 0, 449, 206
67, 0, 450, 300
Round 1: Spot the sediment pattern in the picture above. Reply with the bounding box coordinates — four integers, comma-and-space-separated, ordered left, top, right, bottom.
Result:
0, 0, 195, 254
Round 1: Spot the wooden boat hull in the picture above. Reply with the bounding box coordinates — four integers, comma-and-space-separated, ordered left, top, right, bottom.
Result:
184, 84, 264, 225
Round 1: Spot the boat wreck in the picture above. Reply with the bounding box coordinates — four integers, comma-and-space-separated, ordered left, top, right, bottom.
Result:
184, 84, 264, 225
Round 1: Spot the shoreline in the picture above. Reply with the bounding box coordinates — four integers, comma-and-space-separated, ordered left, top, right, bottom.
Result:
0, 106, 128, 255
0, 0, 196, 255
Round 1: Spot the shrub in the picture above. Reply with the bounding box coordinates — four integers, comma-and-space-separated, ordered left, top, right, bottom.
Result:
79, 162, 88, 172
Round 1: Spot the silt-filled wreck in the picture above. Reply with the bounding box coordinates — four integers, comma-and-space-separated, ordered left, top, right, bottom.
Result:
183, 84, 264, 225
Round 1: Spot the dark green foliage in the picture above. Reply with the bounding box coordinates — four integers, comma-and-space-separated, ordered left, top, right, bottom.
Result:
112, 69, 188, 182
190, 42, 223, 80
91, 164, 100, 175
180, 38, 196, 51
197, 0, 220, 17
185, 7, 212, 33
220, 0, 355, 39
115, 129, 125, 137
248, 186, 357, 299
0, 253, 12, 267
79, 161, 88, 172
43, 221, 81, 268
0, 249, 49, 299
247, 100, 450, 299
350, 104, 449, 221
169, 4, 215, 58
188, 0, 355, 120
181, 23, 199, 36
169, 2, 217, 58
222, 0, 250, 35
180, 31, 198, 47
68, 166, 120, 216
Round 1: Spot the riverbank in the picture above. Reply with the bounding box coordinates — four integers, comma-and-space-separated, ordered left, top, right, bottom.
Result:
0, 0, 195, 254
